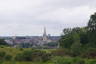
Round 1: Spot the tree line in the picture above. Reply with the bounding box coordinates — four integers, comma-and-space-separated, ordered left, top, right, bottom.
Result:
59, 12, 96, 58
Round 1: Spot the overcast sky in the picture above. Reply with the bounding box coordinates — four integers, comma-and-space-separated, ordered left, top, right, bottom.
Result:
0, 0, 96, 36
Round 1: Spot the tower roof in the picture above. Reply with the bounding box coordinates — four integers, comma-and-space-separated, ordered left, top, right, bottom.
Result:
43, 27, 46, 36
43, 27, 47, 41
44, 27, 46, 35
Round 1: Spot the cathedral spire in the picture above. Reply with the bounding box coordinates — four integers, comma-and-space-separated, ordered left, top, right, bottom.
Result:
44, 27, 46, 36
43, 27, 47, 41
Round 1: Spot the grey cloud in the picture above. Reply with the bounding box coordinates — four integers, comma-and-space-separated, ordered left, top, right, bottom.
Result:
0, 0, 95, 36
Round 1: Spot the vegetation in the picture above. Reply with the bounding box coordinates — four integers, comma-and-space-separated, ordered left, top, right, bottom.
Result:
59, 12, 96, 58
0, 39, 9, 46
0, 47, 95, 64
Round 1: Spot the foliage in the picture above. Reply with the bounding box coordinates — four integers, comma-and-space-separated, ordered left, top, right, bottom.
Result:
5, 54, 12, 61
81, 48, 96, 59
87, 13, 96, 48
15, 50, 33, 61
59, 12, 96, 58
52, 57, 71, 64
15, 49, 51, 62
72, 57, 85, 64
45, 42, 58, 47
88, 60, 96, 64
0, 39, 8, 46
0, 51, 6, 60
51, 49, 70, 56
18, 43, 33, 48
53, 57, 86, 64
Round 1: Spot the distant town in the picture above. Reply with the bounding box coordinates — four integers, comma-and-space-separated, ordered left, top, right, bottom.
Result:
0, 27, 60, 49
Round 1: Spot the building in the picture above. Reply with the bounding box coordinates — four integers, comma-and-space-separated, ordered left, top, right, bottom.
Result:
43, 27, 48, 42
4, 27, 60, 48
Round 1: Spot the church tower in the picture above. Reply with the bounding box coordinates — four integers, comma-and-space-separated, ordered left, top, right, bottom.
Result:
43, 27, 47, 41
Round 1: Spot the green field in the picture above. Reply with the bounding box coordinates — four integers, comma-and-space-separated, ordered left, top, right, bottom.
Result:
1, 57, 96, 64
2, 61, 52, 64
0, 47, 55, 56
0, 47, 96, 64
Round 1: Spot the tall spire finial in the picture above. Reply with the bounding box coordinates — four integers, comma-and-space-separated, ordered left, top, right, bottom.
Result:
43, 27, 47, 41
44, 27, 46, 35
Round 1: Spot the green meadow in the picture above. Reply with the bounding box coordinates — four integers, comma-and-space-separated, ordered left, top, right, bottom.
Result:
0, 47, 96, 64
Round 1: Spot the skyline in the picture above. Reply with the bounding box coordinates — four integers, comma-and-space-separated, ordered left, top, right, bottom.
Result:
0, 0, 96, 36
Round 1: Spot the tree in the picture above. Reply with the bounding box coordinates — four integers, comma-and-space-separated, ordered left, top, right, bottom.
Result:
59, 27, 82, 49
71, 31, 82, 56
88, 13, 96, 31
18, 43, 33, 48
63, 28, 72, 35
59, 28, 74, 48
58, 12, 96, 57
87, 12, 96, 47
0, 39, 8, 46
15, 50, 33, 61
0, 51, 6, 60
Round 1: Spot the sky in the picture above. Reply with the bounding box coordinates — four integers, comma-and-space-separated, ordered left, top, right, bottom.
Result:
0, 0, 96, 36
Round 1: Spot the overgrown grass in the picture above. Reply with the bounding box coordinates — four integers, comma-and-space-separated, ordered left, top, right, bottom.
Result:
0, 47, 56, 55
0, 47, 96, 64
1, 61, 53, 64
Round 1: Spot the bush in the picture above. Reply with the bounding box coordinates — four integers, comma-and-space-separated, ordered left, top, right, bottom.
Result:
19, 48, 24, 51
81, 48, 96, 59
15, 50, 33, 61
52, 57, 71, 64
41, 53, 51, 62
15, 53, 24, 61
52, 57, 86, 64
51, 49, 70, 56
5, 54, 12, 61
89, 60, 96, 64
15, 50, 51, 62
72, 57, 85, 64
0, 39, 8, 45
0, 51, 6, 60
31, 50, 51, 62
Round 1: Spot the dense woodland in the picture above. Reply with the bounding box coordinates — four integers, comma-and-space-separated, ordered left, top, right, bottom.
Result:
0, 12, 96, 64
59, 12, 96, 58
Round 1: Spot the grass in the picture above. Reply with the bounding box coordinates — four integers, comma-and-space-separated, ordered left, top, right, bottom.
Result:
0, 47, 96, 64
3, 61, 37, 64
0, 47, 56, 60
2, 61, 53, 64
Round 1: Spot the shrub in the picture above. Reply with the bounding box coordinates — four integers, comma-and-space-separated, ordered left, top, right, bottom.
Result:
0, 39, 8, 45
0, 51, 6, 60
5, 54, 12, 61
15, 50, 51, 62
81, 48, 96, 59
41, 53, 51, 62
89, 60, 96, 64
31, 50, 51, 62
72, 57, 85, 64
52, 57, 71, 64
19, 48, 24, 51
51, 49, 70, 56
15, 53, 24, 61
15, 50, 33, 61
